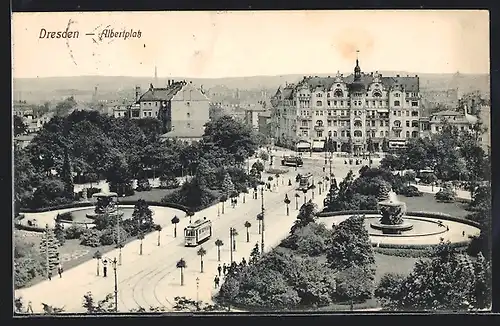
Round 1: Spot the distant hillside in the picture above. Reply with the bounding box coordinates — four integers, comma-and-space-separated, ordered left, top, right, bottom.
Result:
13, 72, 490, 103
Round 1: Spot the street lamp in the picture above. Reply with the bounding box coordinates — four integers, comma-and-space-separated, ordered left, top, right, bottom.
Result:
229, 227, 234, 263
196, 277, 200, 311
103, 256, 118, 312
260, 186, 265, 253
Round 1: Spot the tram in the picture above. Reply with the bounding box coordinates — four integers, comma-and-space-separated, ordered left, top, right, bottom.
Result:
184, 218, 213, 247
281, 155, 303, 167
299, 173, 314, 189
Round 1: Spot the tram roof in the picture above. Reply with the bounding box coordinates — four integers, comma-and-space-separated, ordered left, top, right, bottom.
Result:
186, 219, 211, 228
92, 192, 118, 198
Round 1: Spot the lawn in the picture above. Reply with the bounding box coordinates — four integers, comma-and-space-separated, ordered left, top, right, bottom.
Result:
122, 187, 179, 202
402, 193, 469, 218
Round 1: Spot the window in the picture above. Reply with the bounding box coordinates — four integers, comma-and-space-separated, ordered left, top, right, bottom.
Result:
316, 101, 323, 107
394, 100, 401, 106
354, 130, 362, 137
334, 100, 337, 106
366, 101, 369, 106
373, 101, 376, 105
371, 120, 376, 127
380, 121, 384, 127
393, 111, 397, 116
327, 100, 331, 106
412, 131, 419, 138
302, 121, 308, 127
412, 101, 418, 107
394, 120, 401, 127
327, 120, 332, 127
398, 111, 402, 116
380, 131, 384, 137
327, 93, 331, 98
333, 131, 338, 137
373, 91, 382, 97
316, 131, 323, 137
406, 131, 410, 138
302, 130, 308, 136
334, 89, 343, 97
187, 112, 191, 118
411, 120, 419, 127
340, 101, 344, 106
412, 111, 419, 117
316, 120, 323, 127
144, 112, 147, 117
187, 122, 191, 128
341, 130, 346, 137
328, 110, 331, 116
354, 120, 362, 127
406, 121, 410, 127
406, 111, 409, 116
333, 120, 338, 126
394, 93, 400, 97
187, 102, 191, 106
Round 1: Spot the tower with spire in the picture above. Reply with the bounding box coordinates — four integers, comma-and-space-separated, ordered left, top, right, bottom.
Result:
354, 50, 361, 81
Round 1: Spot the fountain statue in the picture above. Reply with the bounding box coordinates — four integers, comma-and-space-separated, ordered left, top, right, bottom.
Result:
86, 192, 123, 219
370, 188, 413, 234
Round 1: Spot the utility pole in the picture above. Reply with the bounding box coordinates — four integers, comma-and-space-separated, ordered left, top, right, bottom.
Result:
260, 187, 265, 253
45, 224, 49, 279
229, 227, 233, 263
113, 257, 118, 312
116, 196, 121, 265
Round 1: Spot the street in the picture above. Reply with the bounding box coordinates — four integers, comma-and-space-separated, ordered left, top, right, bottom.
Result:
15, 157, 359, 313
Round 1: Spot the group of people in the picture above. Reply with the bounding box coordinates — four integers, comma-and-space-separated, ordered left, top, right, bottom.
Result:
213, 258, 248, 288
47, 263, 64, 281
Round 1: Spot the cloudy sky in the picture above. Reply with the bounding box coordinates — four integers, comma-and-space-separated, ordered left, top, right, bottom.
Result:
12, 10, 489, 78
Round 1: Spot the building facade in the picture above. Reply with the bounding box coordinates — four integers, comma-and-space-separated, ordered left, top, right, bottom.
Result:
270, 60, 422, 152
116, 80, 210, 134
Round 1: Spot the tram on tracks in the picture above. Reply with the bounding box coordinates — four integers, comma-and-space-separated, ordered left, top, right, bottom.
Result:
184, 218, 213, 247
299, 173, 314, 189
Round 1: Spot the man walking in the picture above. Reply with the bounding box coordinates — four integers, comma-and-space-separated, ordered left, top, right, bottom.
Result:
214, 275, 220, 288
217, 264, 222, 277
103, 259, 108, 277
223, 263, 227, 275
48, 270, 52, 281
57, 263, 63, 278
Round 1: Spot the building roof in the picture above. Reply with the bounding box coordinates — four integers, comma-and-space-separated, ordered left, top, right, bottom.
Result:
275, 70, 419, 100
433, 110, 462, 116
138, 82, 185, 102
160, 127, 204, 139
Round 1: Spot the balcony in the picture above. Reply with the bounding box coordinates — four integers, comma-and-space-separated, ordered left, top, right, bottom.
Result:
314, 125, 325, 131
392, 126, 403, 131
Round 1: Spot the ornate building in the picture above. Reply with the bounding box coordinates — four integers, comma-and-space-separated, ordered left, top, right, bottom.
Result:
270, 59, 423, 152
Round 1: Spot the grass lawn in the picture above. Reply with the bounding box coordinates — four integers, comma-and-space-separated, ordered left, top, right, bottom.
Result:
402, 193, 469, 218
122, 187, 179, 202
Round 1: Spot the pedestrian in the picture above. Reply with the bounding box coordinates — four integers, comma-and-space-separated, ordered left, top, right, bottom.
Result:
235, 198, 238, 205
214, 276, 219, 288
462, 230, 465, 237
322, 166, 325, 172
103, 259, 108, 277
57, 263, 63, 278
217, 264, 222, 277
223, 263, 227, 275
241, 257, 247, 266
48, 270, 52, 281
26, 301, 34, 314
446, 226, 449, 231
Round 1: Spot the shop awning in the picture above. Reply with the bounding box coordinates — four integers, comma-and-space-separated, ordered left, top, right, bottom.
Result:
296, 141, 311, 149
313, 141, 325, 149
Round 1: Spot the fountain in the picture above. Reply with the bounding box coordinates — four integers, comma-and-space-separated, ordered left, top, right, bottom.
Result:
370, 190, 414, 234
85, 192, 124, 219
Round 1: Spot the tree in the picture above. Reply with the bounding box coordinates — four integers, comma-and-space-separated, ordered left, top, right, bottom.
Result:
138, 233, 144, 255
197, 246, 207, 273
375, 241, 482, 311
171, 215, 180, 238
186, 210, 195, 224
284, 194, 291, 216
215, 239, 224, 262
249, 243, 260, 265
218, 274, 240, 311
326, 215, 375, 272
323, 179, 339, 209
154, 224, 162, 246
132, 199, 154, 234
244, 221, 252, 242
294, 192, 301, 210
53, 220, 65, 245
93, 250, 102, 276
14, 115, 27, 137
176, 258, 187, 286
54, 96, 76, 116
335, 265, 375, 310
256, 212, 263, 234
219, 195, 228, 214
318, 181, 323, 195
60, 146, 74, 199
39, 226, 60, 278
231, 228, 238, 251
30, 179, 72, 209
82, 292, 115, 313
290, 200, 318, 234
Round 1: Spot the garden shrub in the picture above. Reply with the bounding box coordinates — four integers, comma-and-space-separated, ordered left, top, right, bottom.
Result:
136, 178, 152, 192
400, 185, 423, 197
80, 229, 102, 247
159, 175, 180, 189
435, 185, 456, 202
99, 227, 129, 246
64, 224, 86, 240
56, 211, 74, 221
266, 168, 289, 175
373, 247, 433, 258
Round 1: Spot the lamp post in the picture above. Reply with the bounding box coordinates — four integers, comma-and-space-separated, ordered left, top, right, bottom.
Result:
115, 195, 121, 265
113, 257, 118, 312
229, 227, 234, 263
196, 277, 200, 311
260, 186, 265, 253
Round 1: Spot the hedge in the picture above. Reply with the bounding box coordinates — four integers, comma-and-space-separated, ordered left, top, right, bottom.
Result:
317, 210, 480, 228
14, 223, 47, 233
372, 240, 471, 250
374, 245, 469, 258
19, 201, 190, 214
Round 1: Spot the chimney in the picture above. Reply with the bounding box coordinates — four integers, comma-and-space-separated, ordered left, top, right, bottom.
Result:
135, 86, 141, 102
396, 74, 400, 77
149, 83, 154, 90
168, 80, 171, 86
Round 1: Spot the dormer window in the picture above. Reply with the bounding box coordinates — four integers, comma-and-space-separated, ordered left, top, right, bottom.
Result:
334, 89, 343, 97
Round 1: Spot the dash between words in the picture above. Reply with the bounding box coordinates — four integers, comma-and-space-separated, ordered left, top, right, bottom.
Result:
39, 28, 142, 40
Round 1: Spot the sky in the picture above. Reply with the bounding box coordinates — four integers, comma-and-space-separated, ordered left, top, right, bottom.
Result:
12, 10, 490, 79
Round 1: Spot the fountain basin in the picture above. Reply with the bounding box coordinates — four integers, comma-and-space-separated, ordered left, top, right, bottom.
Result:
370, 220, 414, 234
